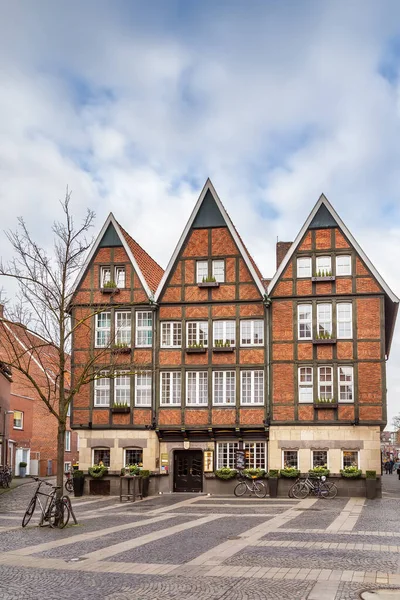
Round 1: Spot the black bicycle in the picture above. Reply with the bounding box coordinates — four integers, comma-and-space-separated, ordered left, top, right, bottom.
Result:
0, 465, 12, 488
22, 477, 70, 528
64, 469, 74, 493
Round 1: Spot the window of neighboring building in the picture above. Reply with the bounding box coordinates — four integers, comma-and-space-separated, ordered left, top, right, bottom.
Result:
135, 373, 152, 406
76, 434, 80, 451
160, 372, 181, 405
213, 321, 235, 347
212, 260, 225, 283
161, 322, 182, 348
298, 304, 312, 340
337, 303, 352, 339
124, 448, 143, 466
312, 450, 328, 469
115, 371, 130, 405
339, 366, 354, 403
244, 442, 267, 469
240, 370, 264, 405
283, 450, 298, 469
213, 371, 236, 405
13, 410, 23, 430
64, 462, 72, 473
186, 371, 208, 406
93, 448, 110, 467
342, 450, 359, 469
297, 257, 312, 278
94, 371, 110, 406
136, 311, 152, 347
187, 321, 208, 347
317, 303, 332, 337
95, 312, 111, 348
318, 366, 333, 400
298, 367, 313, 403
115, 311, 131, 346
115, 266, 126, 288
67, 404, 71, 417
216, 441, 239, 469
196, 261, 208, 283
100, 266, 111, 287
240, 320, 264, 346
316, 256, 332, 276
336, 255, 351, 276
65, 431, 71, 452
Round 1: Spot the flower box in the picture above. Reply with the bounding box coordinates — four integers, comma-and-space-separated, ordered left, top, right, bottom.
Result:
111, 406, 130, 414
111, 346, 131, 354
313, 338, 336, 345
314, 402, 338, 409
100, 287, 120, 294
186, 347, 207, 354
213, 347, 235, 353
198, 282, 220, 288
312, 276, 335, 282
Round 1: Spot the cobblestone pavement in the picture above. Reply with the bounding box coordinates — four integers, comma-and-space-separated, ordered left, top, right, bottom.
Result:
0, 477, 400, 599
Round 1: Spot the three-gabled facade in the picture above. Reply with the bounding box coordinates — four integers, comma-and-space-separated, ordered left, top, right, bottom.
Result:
70, 181, 398, 493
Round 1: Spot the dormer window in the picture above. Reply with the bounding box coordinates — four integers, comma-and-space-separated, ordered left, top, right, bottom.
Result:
100, 266, 125, 289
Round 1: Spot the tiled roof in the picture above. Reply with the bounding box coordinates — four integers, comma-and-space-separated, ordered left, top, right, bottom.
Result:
118, 224, 164, 294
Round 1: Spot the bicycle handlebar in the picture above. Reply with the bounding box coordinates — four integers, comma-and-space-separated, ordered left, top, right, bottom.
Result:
31, 477, 55, 488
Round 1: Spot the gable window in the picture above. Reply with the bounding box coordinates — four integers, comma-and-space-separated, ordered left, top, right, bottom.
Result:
100, 266, 125, 288
339, 366, 354, 403
160, 372, 181, 406
65, 431, 71, 452
186, 371, 208, 406
187, 321, 208, 347
216, 441, 238, 469
283, 450, 298, 469
124, 448, 143, 467
135, 373, 152, 406
100, 266, 111, 286
240, 320, 264, 346
312, 450, 328, 468
297, 257, 311, 278
212, 260, 225, 283
115, 267, 126, 288
161, 322, 182, 348
336, 255, 351, 276
196, 260, 225, 283
244, 442, 267, 469
317, 303, 332, 337
213, 321, 235, 347
115, 371, 130, 405
213, 371, 236, 405
342, 450, 359, 469
241, 370, 264, 405
318, 366, 333, 400
196, 261, 208, 283
93, 448, 110, 467
316, 256, 332, 276
13, 411, 23, 430
337, 303, 352, 339
298, 367, 313, 403
115, 311, 131, 346
94, 371, 110, 406
95, 312, 111, 348
136, 311, 152, 347
298, 304, 312, 340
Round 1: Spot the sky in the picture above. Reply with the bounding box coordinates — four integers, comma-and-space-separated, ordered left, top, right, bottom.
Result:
0, 1, 400, 426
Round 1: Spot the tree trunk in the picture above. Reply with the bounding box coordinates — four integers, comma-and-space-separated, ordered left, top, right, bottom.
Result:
56, 422, 66, 499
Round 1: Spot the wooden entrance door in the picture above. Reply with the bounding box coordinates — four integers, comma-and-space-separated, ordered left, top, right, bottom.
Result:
174, 450, 203, 492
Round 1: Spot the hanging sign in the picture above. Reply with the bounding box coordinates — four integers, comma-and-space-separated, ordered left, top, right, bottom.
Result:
204, 450, 214, 472
160, 453, 169, 473
235, 449, 245, 470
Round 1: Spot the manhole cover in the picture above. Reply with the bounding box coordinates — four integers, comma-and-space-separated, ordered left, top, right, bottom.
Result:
360, 591, 400, 599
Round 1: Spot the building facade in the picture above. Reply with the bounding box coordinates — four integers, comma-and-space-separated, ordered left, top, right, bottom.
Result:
70, 181, 398, 492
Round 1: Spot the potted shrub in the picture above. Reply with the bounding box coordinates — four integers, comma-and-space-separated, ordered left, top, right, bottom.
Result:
365, 470, 377, 499
19, 461, 27, 478
340, 465, 362, 479
215, 468, 237, 480
139, 469, 150, 498
72, 470, 85, 497
267, 469, 279, 497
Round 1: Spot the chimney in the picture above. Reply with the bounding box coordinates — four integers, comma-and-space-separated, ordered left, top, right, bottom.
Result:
276, 242, 292, 269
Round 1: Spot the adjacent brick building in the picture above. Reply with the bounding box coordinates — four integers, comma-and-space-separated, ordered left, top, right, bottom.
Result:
70, 181, 398, 492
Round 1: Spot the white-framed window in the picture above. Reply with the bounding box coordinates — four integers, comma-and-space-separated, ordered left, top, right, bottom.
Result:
93, 448, 110, 467
67, 404, 71, 417
65, 431, 71, 452
336, 255, 352, 276
216, 441, 239, 469
136, 311, 152, 347
212, 260, 225, 283
342, 450, 359, 469
115, 266, 126, 288
64, 462, 72, 473
298, 304, 312, 340
124, 448, 143, 466
160, 372, 181, 406
240, 370, 264, 405
115, 371, 130, 405
283, 450, 298, 469
312, 450, 328, 469
298, 367, 313, 403
297, 257, 311, 278
187, 321, 208, 347
94, 370, 110, 406
317, 303, 332, 337
213, 371, 236, 405
339, 366, 354, 403
337, 303, 352, 339
186, 371, 208, 406
77, 435, 80, 451
95, 312, 111, 348
135, 373, 152, 406
213, 321, 235, 347
316, 256, 332, 276
13, 410, 23, 430
318, 366, 333, 400
240, 320, 264, 346
196, 261, 208, 283
161, 322, 182, 348
244, 442, 267, 469
115, 311, 131, 346
100, 266, 111, 286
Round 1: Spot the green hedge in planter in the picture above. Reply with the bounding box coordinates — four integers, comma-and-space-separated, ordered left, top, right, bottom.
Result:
280, 467, 300, 478
366, 470, 377, 479
72, 470, 84, 478
309, 466, 330, 478
88, 466, 109, 478
242, 468, 266, 479
215, 468, 237, 480
139, 470, 150, 478
267, 470, 280, 478
340, 466, 362, 478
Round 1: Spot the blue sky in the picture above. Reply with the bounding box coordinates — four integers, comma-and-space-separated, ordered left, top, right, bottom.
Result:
1, 1, 400, 424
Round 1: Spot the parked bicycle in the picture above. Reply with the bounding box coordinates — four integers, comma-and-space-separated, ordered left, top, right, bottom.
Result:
291, 474, 338, 499
22, 477, 71, 528
64, 469, 74, 493
0, 465, 12, 488
234, 471, 267, 498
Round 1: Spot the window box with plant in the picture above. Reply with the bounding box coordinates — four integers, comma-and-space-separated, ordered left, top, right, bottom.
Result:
242, 468, 266, 479
340, 465, 362, 478
309, 466, 330, 478
198, 276, 220, 288
213, 340, 235, 353
314, 398, 338, 409
88, 465, 109, 478
111, 402, 130, 414
186, 342, 207, 354
312, 270, 335, 282
100, 280, 120, 294
313, 332, 337, 345
215, 467, 237, 480
111, 343, 131, 354
280, 467, 300, 478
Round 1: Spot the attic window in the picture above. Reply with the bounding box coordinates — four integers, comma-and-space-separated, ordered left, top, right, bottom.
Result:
100, 266, 125, 289
297, 257, 311, 278
336, 255, 351, 276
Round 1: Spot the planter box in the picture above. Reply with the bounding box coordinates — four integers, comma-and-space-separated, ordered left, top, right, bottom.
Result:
100, 287, 119, 294
213, 347, 235, 353
313, 338, 336, 345
73, 477, 85, 497
365, 478, 378, 499
111, 347, 131, 354
312, 276, 335, 282
111, 406, 130, 414
186, 347, 207, 354
268, 478, 278, 498
314, 402, 338, 409
198, 282, 220, 288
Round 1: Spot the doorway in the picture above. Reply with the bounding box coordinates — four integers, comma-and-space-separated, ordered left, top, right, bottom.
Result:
15, 448, 30, 476
173, 450, 203, 492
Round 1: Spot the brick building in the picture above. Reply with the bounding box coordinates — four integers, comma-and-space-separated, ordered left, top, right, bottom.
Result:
70, 180, 398, 492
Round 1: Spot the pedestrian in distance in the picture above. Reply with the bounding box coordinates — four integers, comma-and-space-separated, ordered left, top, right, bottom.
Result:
384, 460, 390, 474
390, 459, 394, 475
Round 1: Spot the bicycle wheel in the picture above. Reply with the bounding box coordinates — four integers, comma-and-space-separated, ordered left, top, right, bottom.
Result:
65, 479, 73, 493
292, 483, 309, 499
254, 481, 267, 498
288, 479, 300, 498
234, 482, 247, 497
324, 482, 338, 499
49, 499, 70, 529
22, 498, 36, 528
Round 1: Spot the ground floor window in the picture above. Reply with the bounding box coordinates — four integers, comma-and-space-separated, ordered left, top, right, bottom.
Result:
216, 442, 239, 469
64, 462, 72, 472
244, 442, 267, 469
93, 448, 110, 467
342, 450, 359, 469
283, 450, 298, 469
124, 448, 143, 466
312, 450, 328, 468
